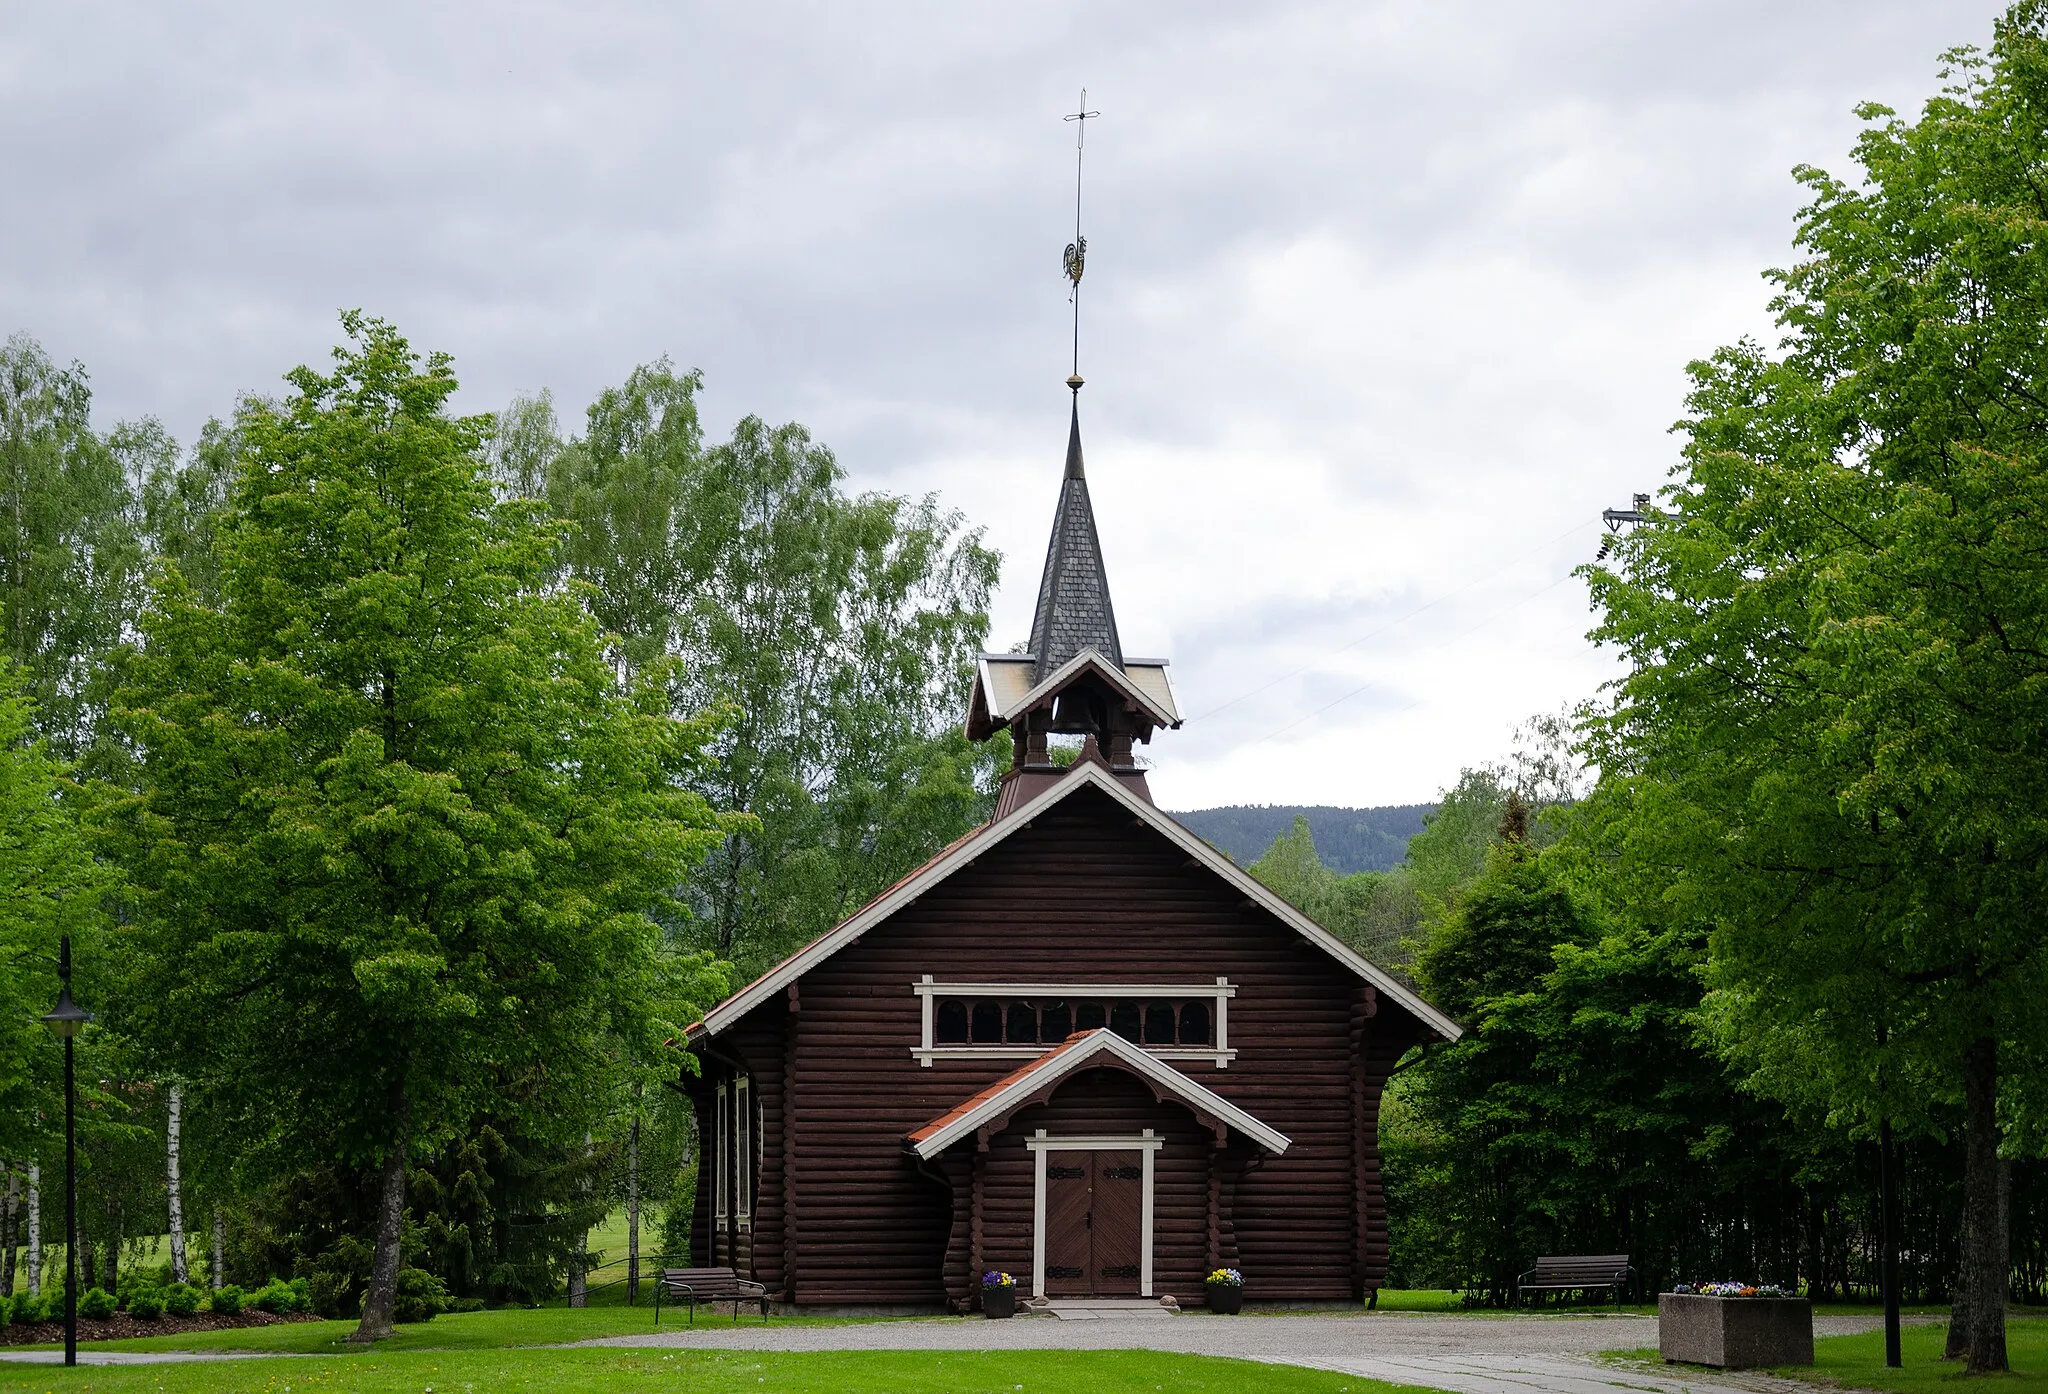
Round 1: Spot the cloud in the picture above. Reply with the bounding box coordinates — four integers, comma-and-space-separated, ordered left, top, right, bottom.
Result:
0, 0, 2003, 806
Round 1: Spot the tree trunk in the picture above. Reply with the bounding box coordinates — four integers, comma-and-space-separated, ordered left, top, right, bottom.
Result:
105, 1200, 121, 1297
166, 1083, 188, 1284
1945, 1035, 2010, 1372
628, 1110, 641, 1304
212, 1205, 225, 1290
568, 1131, 593, 1308
2, 1166, 17, 1295
351, 1111, 411, 1343
24, 1165, 38, 1297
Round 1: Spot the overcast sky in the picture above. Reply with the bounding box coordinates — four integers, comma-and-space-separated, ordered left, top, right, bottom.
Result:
1, 0, 2006, 810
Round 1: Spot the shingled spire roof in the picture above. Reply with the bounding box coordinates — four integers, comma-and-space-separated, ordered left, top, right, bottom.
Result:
1027, 398, 1122, 681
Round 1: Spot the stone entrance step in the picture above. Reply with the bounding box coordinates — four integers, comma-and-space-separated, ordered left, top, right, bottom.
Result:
1041, 1298, 1181, 1320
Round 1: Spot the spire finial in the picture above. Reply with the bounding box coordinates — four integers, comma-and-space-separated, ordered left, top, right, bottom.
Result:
1063, 89, 1098, 391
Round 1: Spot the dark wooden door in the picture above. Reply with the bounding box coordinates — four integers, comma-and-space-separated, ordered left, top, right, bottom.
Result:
1042, 1151, 1144, 1297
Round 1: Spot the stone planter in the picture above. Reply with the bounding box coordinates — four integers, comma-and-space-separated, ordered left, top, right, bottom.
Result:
1205, 1284, 1244, 1315
1658, 1293, 1813, 1369
981, 1285, 1016, 1319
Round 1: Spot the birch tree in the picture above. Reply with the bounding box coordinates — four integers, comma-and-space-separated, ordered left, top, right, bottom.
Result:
165, 1082, 187, 1283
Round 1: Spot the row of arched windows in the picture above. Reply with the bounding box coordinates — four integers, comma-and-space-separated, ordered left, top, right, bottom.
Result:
933, 997, 1212, 1048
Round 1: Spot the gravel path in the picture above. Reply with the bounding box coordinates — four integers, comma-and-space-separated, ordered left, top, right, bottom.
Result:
577, 1310, 1912, 1392
0, 1311, 1919, 1388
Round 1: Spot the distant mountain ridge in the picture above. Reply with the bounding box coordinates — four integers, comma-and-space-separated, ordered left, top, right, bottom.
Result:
1169, 803, 1435, 874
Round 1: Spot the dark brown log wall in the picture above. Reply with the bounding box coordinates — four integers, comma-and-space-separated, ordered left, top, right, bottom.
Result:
697, 780, 1438, 1306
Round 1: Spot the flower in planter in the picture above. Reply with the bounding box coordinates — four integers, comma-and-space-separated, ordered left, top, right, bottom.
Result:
982, 1271, 1015, 1288
1673, 1281, 1793, 1298
1205, 1268, 1244, 1288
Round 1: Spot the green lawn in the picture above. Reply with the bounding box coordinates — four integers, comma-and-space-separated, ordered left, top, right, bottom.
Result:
0, 1348, 1431, 1394
1610, 1313, 2048, 1393
17, 1305, 909, 1355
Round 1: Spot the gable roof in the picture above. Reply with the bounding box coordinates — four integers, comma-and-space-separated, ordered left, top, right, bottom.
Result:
1027, 400, 1122, 680
698, 761, 1463, 1043
968, 649, 1181, 739
906, 1028, 1291, 1159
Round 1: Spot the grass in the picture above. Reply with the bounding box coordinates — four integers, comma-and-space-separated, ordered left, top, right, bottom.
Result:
0, 1348, 1435, 1394
18, 1305, 914, 1355
1608, 1312, 2048, 1393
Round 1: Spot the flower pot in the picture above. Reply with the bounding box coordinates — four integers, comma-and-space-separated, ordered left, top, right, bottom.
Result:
1205, 1284, 1243, 1314
982, 1285, 1016, 1319
1658, 1294, 1812, 1368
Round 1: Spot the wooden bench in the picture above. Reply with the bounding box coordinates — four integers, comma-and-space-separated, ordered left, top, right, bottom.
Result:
654, 1266, 770, 1324
1517, 1254, 1634, 1308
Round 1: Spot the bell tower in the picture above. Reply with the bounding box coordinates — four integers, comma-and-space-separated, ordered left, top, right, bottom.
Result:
964, 388, 1180, 819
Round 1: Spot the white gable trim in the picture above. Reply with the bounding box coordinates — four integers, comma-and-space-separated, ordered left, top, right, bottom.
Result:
1001, 648, 1179, 727
699, 761, 1462, 1042
909, 1029, 1290, 1159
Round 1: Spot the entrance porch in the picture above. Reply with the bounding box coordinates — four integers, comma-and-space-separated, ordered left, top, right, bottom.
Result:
906, 1028, 1289, 1308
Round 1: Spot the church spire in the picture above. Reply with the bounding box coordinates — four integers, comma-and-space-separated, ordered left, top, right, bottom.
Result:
1028, 394, 1122, 680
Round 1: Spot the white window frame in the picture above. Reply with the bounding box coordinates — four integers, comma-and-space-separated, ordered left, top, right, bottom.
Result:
735, 1073, 752, 1233
1027, 1129, 1161, 1300
713, 1081, 729, 1232
913, 977, 1235, 1067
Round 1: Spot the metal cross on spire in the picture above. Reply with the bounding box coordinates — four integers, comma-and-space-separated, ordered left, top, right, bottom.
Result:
1063, 89, 1098, 392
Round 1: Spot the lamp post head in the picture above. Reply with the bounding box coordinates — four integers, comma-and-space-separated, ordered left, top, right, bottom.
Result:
41, 935, 91, 1039
42, 985, 90, 1040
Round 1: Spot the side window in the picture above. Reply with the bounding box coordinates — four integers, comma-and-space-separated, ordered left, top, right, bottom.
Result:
735, 1074, 752, 1231
935, 1000, 969, 1044
714, 1082, 729, 1231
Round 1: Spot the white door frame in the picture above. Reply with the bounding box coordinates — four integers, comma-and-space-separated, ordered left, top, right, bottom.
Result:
1025, 1129, 1161, 1299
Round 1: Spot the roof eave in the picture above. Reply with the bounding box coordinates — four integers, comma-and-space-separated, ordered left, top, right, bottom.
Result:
698, 762, 1463, 1043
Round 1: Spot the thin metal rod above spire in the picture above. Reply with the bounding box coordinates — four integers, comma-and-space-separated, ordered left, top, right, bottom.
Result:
1063, 90, 1097, 392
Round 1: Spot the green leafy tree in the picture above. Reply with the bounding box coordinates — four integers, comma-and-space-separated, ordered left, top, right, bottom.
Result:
0, 335, 142, 774
1246, 816, 1401, 963
502, 363, 1002, 973
0, 661, 115, 1168
1582, 8, 2048, 1368
106, 316, 734, 1341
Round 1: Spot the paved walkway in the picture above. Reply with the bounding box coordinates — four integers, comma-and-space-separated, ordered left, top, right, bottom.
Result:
0, 1350, 290, 1366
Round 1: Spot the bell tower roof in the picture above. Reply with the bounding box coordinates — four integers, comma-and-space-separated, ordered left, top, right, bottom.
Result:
1026, 397, 1122, 681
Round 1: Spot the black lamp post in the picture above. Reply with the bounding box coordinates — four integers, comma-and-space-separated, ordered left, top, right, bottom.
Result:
40, 935, 91, 1370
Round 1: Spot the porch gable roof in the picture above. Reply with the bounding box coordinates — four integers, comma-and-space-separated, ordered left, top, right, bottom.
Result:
905, 1027, 1292, 1160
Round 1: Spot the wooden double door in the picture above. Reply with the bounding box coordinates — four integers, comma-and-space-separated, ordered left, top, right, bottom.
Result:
1043, 1150, 1143, 1296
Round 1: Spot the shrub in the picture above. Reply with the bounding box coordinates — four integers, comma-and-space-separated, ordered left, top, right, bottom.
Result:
209, 1284, 245, 1316
448, 1296, 486, 1314
78, 1288, 116, 1321
392, 1268, 449, 1324
163, 1283, 203, 1318
250, 1278, 300, 1314
116, 1262, 174, 1310
307, 1270, 359, 1320
126, 1288, 165, 1320
8, 1292, 46, 1325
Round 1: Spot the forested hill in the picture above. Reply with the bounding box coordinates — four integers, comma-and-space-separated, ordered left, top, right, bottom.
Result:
1169, 804, 1434, 873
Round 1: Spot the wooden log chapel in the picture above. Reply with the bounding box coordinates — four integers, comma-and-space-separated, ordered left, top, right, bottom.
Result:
680, 378, 1462, 1311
